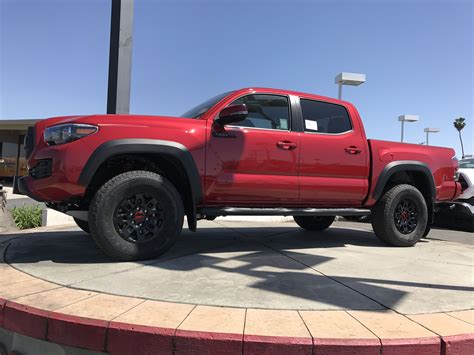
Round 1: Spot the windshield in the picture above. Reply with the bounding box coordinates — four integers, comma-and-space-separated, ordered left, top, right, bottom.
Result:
459, 158, 474, 169
180, 91, 233, 119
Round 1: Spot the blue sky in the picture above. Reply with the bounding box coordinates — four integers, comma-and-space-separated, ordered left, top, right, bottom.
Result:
1, 0, 472, 156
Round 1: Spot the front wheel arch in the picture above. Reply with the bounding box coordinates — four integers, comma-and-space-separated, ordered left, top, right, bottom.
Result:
78, 139, 202, 231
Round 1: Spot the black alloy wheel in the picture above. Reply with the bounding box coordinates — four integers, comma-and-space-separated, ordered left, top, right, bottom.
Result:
113, 193, 164, 243
394, 198, 418, 234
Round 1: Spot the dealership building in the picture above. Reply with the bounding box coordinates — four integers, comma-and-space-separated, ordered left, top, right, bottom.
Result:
0, 119, 39, 178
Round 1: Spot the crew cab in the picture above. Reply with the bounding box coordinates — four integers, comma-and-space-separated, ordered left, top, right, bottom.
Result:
16, 88, 461, 261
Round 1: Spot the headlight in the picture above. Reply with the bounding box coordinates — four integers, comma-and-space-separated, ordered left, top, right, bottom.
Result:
44, 124, 98, 146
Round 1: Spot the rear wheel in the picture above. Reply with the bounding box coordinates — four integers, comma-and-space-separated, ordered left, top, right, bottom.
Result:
371, 184, 428, 247
294, 216, 335, 231
74, 217, 90, 234
89, 171, 184, 261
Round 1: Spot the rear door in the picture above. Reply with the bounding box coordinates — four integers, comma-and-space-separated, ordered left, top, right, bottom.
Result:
297, 97, 369, 205
205, 94, 300, 204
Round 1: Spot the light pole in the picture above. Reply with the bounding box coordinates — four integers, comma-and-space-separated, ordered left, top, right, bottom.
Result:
424, 128, 440, 145
335, 72, 366, 99
398, 115, 419, 142
107, 0, 135, 114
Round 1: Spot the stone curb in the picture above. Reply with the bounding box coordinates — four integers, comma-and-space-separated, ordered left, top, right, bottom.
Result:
1, 297, 473, 354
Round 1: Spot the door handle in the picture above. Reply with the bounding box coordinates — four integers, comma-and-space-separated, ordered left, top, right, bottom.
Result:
277, 141, 297, 150
345, 146, 362, 154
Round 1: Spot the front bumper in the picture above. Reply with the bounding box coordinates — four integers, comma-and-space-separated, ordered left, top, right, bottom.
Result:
14, 175, 46, 202
17, 136, 92, 202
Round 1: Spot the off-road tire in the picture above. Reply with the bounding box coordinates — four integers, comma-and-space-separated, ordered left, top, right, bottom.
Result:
74, 217, 90, 234
294, 216, 335, 231
89, 171, 184, 261
371, 184, 428, 247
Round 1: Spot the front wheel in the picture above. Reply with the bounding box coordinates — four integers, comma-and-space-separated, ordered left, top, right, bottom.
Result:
371, 184, 428, 247
89, 171, 184, 261
294, 216, 335, 231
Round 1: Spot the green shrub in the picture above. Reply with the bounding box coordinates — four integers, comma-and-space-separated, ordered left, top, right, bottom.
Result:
10, 204, 42, 229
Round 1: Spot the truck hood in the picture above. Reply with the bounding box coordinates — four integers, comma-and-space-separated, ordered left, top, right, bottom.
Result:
36, 114, 187, 128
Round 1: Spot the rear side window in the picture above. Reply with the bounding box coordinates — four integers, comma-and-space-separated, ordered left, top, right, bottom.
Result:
300, 99, 352, 134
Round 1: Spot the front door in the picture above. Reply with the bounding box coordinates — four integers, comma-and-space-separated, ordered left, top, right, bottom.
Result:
205, 94, 300, 205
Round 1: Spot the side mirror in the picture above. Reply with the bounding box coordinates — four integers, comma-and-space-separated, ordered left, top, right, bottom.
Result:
215, 104, 248, 126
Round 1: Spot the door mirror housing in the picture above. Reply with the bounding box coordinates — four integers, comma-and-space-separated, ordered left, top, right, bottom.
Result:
215, 104, 248, 126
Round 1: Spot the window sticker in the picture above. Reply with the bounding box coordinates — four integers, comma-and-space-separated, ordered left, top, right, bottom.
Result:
280, 119, 288, 130
305, 119, 318, 131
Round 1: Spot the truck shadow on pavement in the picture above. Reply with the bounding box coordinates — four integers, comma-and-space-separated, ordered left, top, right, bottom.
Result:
2, 225, 472, 312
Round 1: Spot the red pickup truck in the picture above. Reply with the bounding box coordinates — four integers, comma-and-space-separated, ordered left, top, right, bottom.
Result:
17, 88, 461, 261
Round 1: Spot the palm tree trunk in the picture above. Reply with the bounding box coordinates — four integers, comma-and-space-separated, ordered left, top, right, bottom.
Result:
459, 131, 465, 159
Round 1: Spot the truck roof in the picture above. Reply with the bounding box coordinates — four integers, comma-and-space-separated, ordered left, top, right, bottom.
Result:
234, 87, 352, 106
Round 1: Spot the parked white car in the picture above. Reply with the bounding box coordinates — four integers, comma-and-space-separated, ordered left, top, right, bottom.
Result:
434, 158, 473, 231
457, 158, 474, 205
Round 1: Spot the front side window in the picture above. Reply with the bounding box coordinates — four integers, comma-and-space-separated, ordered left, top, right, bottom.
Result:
230, 94, 290, 130
300, 99, 352, 134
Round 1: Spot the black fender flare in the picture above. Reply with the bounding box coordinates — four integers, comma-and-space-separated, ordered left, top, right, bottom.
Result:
373, 160, 436, 201
78, 139, 202, 230
372, 160, 436, 222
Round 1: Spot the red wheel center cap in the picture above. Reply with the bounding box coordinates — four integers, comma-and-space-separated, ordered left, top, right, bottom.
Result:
133, 211, 145, 223
401, 211, 408, 220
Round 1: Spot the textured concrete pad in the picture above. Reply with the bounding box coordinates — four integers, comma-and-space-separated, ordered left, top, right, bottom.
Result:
178, 305, 245, 334
3, 220, 474, 314
245, 309, 310, 338
0, 278, 59, 300
114, 299, 194, 329
13, 287, 96, 311
408, 313, 474, 336
348, 310, 437, 339
299, 310, 378, 339
446, 310, 474, 325
56, 294, 143, 320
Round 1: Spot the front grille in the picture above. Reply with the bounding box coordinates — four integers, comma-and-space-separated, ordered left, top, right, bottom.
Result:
24, 126, 35, 158
29, 159, 52, 179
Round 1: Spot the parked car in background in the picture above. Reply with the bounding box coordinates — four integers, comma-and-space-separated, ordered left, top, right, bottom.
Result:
435, 158, 473, 232
457, 158, 474, 205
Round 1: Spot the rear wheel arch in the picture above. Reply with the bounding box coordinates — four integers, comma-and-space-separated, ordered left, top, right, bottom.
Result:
373, 161, 436, 223
78, 139, 202, 231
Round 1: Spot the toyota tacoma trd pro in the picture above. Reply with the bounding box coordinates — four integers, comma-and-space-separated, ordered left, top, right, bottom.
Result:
16, 88, 461, 261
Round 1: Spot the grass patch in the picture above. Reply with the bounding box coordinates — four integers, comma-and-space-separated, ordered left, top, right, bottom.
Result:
11, 204, 42, 229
